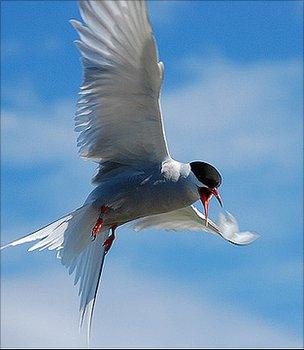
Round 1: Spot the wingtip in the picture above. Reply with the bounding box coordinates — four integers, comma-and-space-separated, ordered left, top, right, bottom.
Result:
228, 231, 260, 246
70, 19, 82, 29
248, 231, 261, 242
0, 243, 9, 251
1, 241, 21, 250
69, 19, 77, 27
217, 211, 260, 246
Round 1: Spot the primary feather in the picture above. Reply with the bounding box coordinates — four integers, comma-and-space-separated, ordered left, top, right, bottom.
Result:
134, 206, 259, 245
71, 0, 170, 168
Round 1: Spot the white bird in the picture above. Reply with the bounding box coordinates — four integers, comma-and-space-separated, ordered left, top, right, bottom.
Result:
1, 0, 259, 343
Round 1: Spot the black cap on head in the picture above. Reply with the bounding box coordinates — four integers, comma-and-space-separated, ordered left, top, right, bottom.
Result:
190, 161, 222, 188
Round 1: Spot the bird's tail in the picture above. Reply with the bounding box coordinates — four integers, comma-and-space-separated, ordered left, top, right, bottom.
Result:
1, 203, 110, 345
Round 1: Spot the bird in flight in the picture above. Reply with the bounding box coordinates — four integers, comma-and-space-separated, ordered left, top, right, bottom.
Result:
1, 0, 258, 343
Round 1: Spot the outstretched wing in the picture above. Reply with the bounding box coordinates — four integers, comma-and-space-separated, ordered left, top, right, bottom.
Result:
71, 0, 170, 167
134, 206, 259, 245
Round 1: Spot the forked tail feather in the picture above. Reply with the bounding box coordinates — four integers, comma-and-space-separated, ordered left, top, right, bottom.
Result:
1, 203, 110, 345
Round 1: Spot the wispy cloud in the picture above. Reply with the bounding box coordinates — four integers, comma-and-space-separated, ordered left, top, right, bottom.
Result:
2, 57, 301, 171
2, 99, 75, 166
147, 0, 181, 25
1, 35, 65, 61
1, 263, 301, 348
162, 57, 302, 170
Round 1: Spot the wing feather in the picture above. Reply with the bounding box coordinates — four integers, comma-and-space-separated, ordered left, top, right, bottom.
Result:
71, 0, 170, 166
134, 206, 259, 245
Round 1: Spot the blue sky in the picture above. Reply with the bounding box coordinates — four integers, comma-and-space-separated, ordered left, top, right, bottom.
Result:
1, 0, 303, 348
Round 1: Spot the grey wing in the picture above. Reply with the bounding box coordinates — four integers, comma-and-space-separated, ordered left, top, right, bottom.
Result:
133, 206, 259, 245
71, 0, 170, 170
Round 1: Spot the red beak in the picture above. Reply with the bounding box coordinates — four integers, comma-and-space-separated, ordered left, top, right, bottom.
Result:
198, 187, 223, 226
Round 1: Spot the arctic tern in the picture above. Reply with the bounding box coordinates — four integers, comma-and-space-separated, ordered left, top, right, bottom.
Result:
1, 0, 259, 342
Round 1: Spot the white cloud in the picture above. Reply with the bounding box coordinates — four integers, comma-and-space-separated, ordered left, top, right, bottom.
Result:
1, 99, 76, 166
147, 0, 180, 25
41, 36, 65, 54
2, 57, 301, 172
1, 35, 65, 61
1, 263, 301, 348
162, 57, 302, 169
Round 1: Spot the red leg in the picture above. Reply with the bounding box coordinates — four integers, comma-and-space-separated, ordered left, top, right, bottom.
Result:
100, 205, 109, 214
91, 218, 104, 238
103, 225, 117, 254
91, 205, 110, 239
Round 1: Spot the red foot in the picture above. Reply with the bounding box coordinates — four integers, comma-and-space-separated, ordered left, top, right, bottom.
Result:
103, 225, 116, 254
91, 218, 104, 238
91, 205, 110, 239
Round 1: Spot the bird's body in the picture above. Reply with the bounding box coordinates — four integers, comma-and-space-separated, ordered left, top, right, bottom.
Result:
1, 0, 258, 344
86, 160, 198, 226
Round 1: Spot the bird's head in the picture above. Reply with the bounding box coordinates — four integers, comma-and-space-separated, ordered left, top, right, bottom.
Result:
190, 161, 223, 223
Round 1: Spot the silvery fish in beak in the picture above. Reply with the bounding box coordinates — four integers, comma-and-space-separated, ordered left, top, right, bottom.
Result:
1, 0, 259, 342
